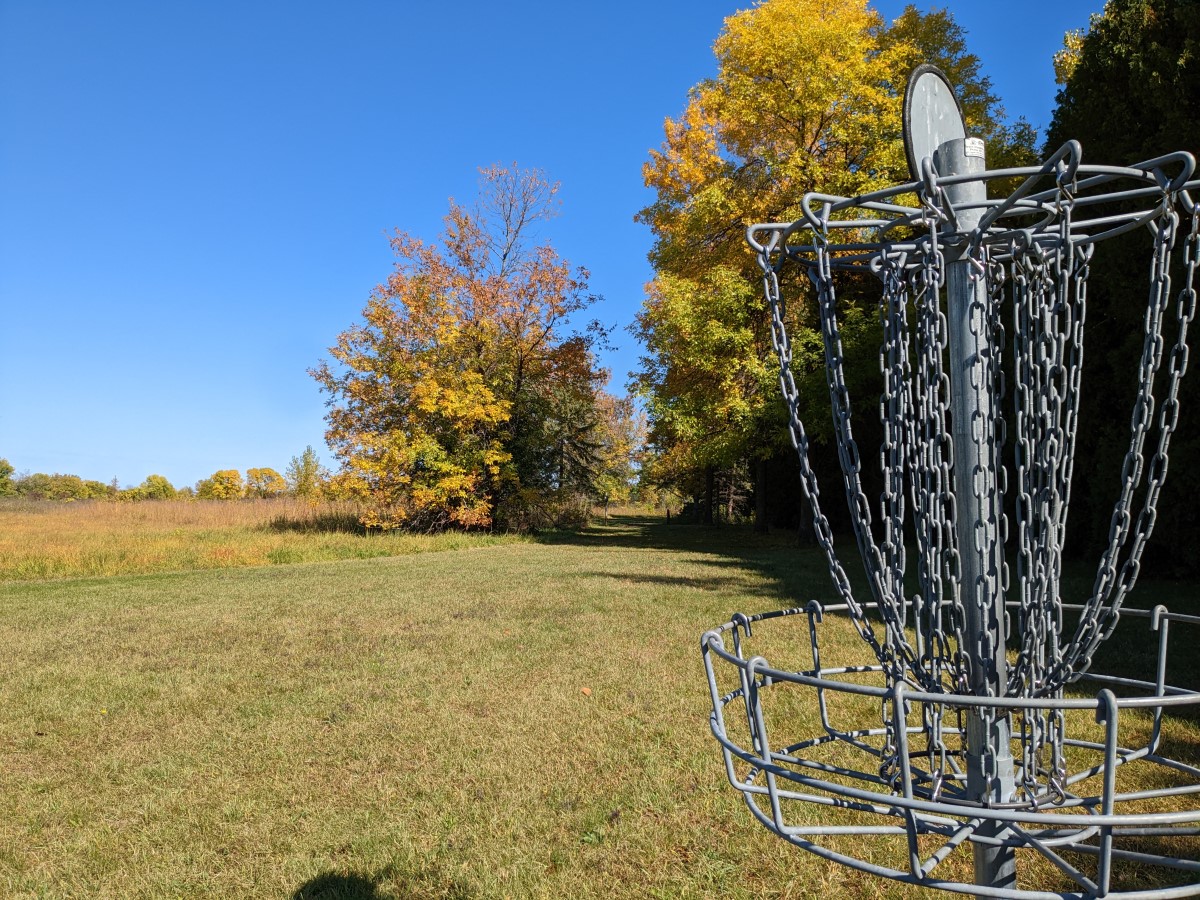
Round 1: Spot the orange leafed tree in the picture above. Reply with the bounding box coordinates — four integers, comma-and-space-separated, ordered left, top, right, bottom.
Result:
312, 165, 611, 531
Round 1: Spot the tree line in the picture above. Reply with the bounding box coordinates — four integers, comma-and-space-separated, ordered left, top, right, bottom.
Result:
0, 447, 332, 503
302, 0, 1050, 534
308, 0, 1198, 561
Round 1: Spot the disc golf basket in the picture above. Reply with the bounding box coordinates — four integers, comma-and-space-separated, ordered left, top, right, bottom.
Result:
699, 66, 1200, 898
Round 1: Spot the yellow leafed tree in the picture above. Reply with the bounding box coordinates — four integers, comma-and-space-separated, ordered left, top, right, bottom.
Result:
245, 467, 287, 499
196, 470, 243, 500
633, 0, 1036, 526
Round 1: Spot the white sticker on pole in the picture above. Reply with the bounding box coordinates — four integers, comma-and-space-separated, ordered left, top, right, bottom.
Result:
965, 138, 985, 159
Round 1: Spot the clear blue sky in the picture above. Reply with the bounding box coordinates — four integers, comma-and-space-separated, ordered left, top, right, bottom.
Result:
0, 0, 1103, 489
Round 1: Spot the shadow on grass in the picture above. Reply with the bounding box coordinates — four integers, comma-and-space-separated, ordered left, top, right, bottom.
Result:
550, 515, 1200, 721
268, 510, 368, 535
292, 866, 478, 900
534, 514, 842, 607
293, 872, 384, 899
549, 512, 1200, 608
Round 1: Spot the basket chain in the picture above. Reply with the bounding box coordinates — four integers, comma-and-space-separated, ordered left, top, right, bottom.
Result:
1060, 198, 1197, 682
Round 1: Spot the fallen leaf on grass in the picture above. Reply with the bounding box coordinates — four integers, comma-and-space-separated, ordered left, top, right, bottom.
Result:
580, 687, 592, 697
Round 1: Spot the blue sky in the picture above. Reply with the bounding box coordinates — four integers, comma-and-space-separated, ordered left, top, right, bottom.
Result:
0, 0, 1103, 489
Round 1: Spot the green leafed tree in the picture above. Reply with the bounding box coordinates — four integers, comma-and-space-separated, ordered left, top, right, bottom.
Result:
139, 474, 177, 500
286, 446, 329, 499
1044, 0, 1200, 571
1046, 0, 1199, 167
14, 472, 111, 501
630, 268, 773, 511
0, 458, 14, 496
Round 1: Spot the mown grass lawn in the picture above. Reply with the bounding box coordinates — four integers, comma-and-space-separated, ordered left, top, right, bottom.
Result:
1, 515, 1196, 899
0, 517, 838, 899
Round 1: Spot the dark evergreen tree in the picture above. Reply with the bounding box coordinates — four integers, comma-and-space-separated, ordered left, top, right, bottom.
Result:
1045, 0, 1200, 573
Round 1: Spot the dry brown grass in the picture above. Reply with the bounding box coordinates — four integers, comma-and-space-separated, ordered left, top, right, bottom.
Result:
0, 499, 525, 581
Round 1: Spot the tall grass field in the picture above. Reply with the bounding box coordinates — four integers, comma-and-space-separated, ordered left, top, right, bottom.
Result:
1, 504, 1196, 898
0, 499, 527, 582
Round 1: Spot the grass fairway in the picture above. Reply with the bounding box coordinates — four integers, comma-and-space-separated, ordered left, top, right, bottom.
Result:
0, 517, 838, 899
1, 516, 1196, 898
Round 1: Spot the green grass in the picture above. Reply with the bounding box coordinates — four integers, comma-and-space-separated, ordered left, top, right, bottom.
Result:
0, 516, 1196, 898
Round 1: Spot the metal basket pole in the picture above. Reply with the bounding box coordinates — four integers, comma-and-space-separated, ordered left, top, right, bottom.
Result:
906, 65, 1019, 891
937, 131, 1018, 893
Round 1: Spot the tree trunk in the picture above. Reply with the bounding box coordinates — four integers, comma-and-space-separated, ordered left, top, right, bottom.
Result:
754, 457, 769, 533
703, 466, 715, 526
797, 490, 815, 546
